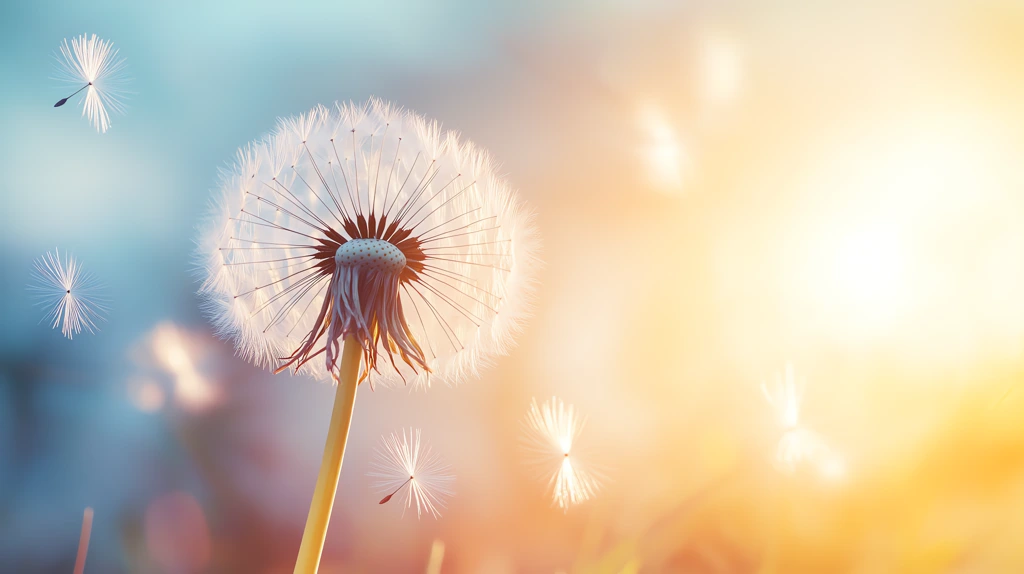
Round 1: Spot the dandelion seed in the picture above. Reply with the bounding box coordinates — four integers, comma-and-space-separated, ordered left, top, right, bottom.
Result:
195, 99, 537, 571
773, 426, 829, 473
29, 249, 108, 339
762, 363, 844, 478
369, 428, 454, 519
761, 362, 804, 430
523, 397, 602, 510
53, 34, 129, 133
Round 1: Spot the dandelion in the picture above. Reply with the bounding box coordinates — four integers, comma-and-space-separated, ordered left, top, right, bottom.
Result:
53, 34, 129, 133
196, 99, 537, 572
369, 428, 454, 519
29, 249, 108, 339
523, 397, 602, 510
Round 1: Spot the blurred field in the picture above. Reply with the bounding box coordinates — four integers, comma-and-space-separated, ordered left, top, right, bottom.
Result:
3, 1, 1024, 572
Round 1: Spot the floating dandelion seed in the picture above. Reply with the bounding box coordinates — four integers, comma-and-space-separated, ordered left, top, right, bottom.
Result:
762, 363, 843, 477
29, 249, 108, 339
523, 397, 602, 510
761, 362, 804, 430
773, 426, 830, 473
53, 34, 129, 133
196, 99, 537, 572
369, 428, 454, 519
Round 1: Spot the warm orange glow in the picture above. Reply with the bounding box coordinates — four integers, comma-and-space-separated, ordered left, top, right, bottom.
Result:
13, 3, 1024, 572
774, 116, 1024, 361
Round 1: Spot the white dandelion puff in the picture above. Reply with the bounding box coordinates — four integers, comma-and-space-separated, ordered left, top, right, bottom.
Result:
369, 428, 454, 519
196, 99, 537, 570
196, 99, 540, 388
523, 397, 602, 510
53, 34, 129, 133
29, 249, 108, 339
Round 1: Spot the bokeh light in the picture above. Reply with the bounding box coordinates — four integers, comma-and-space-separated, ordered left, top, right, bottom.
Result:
4, 1, 1024, 572
144, 492, 212, 574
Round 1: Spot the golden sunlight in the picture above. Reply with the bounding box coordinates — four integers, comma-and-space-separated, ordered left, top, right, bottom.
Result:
829, 223, 909, 329
788, 113, 1024, 356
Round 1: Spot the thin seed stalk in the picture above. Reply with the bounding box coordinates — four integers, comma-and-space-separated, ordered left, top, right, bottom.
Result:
293, 336, 361, 574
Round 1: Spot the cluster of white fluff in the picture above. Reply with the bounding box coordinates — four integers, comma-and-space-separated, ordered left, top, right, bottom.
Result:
197, 99, 539, 388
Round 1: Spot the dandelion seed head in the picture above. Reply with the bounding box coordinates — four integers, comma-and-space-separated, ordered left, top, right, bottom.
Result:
53, 34, 129, 133
369, 428, 454, 519
196, 99, 539, 387
523, 397, 602, 510
29, 249, 108, 339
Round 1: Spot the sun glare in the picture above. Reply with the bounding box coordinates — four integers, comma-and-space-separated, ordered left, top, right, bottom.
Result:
831, 224, 908, 325
787, 115, 1024, 356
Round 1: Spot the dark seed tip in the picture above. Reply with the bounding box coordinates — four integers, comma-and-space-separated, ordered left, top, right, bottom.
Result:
54, 98, 68, 107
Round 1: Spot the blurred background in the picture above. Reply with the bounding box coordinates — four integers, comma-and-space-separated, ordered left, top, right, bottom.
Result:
3, 0, 1024, 572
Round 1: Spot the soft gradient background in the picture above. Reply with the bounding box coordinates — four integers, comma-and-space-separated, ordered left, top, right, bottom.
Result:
4, 1, 1024, 572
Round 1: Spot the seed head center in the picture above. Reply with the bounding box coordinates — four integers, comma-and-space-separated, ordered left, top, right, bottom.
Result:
335, 238, 407, 273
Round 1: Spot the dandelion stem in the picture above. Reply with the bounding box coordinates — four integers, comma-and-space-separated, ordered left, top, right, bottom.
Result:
293, 336, 361, 574
73, 507, 94, 574
54, 83, 90, 107
426, 539, 446, 574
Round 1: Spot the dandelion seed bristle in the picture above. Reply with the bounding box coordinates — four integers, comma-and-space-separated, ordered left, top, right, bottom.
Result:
369, 428, 454, 519
763, 363, 844, 477
523, 397, 602, 510
29, 249, 108, 339
53, 34, 129, 133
